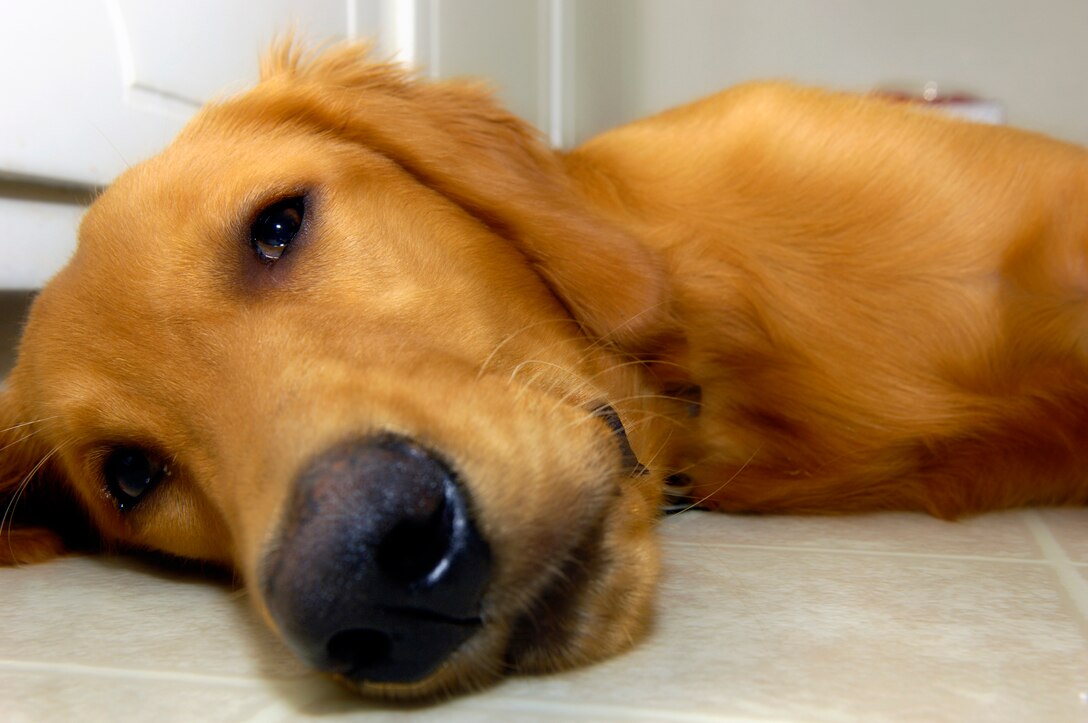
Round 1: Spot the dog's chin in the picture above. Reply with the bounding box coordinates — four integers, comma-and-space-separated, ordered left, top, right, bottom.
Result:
346, 486, 662, 701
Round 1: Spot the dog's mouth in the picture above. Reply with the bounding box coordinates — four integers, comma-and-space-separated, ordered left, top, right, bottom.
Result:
500, 503, 616, 670
258, 404, 656, 699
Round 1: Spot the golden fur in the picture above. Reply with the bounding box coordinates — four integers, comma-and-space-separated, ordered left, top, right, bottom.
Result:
2, 43, 1086, 699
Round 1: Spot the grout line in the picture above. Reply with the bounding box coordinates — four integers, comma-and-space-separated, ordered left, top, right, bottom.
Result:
241, 693, 775, 723
240, 684, 353, 723
1025, 511, 1088, 709
0, 658, 296, 688
664, 539, 1049, 565
465, 696, 773, 722
1024, 510, 1088, 622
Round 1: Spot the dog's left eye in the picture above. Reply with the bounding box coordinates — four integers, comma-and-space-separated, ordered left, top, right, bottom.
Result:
104, 447, 167, 511
251, 196, 305, 262
594, 404, 647, 476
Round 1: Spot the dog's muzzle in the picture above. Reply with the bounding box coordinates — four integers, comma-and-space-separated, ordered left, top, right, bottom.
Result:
261, 434, 491, 684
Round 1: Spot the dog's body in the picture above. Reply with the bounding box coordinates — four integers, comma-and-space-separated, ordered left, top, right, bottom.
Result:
2, 44, 1086, 699
570, 83, 1088, 518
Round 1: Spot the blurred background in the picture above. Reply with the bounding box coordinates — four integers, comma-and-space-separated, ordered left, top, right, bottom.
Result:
2, 0, 1087, 372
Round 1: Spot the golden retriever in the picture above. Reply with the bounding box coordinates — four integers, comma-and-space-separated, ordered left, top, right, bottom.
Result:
2, 42, 1086, 700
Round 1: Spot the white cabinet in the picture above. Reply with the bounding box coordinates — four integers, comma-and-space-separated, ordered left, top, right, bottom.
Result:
1, 0, 364, 288
3, 0, 356, 187
0, 194, 90, 289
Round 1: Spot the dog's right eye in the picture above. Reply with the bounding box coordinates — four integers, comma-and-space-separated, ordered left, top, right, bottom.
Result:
251, 196, 305, 262
104, 447, 166, 511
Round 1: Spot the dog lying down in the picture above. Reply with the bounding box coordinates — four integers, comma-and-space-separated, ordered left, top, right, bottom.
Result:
2, 41, 1087, 700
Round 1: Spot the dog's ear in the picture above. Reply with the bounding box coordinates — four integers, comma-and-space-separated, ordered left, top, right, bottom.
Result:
370, 97, 674, 350
0, 386, 71, 564
258, 44, 672, 350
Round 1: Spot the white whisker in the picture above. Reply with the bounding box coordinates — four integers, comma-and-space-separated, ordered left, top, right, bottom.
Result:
475, 317, 574, 382
2, 444, 63, 565
670, 444, 763, 516
0, 415, 59, 438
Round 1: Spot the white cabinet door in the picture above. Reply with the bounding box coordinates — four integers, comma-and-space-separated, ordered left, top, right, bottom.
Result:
2, 0, 355, 188
1, 0, 360, 289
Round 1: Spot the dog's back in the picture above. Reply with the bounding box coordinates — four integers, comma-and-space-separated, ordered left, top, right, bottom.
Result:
568, 83, 1088, 517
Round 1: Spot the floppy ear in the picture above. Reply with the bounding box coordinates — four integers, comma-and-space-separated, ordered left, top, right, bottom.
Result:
257, 44, 673, 350
0, 386, 72, 564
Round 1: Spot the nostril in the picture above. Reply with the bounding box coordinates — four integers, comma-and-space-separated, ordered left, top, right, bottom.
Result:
326, 629, 392, 676
375, 480, 454, 585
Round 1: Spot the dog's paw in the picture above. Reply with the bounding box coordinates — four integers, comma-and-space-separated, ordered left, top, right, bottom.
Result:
0, 527, 68, 565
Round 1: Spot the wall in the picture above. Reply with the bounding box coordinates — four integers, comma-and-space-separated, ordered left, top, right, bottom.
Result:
423, 0, 551, 134
566, 0, 1088, 146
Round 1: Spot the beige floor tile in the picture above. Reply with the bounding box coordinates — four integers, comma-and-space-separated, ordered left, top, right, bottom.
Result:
1036, 508, 1088, 563
246, 678, 656, 722
0, 667, 273, 723
0, 556, 308, 679
494, 542, 1088, 722
3, 515, 1088, 721
660, 508, 1043, 560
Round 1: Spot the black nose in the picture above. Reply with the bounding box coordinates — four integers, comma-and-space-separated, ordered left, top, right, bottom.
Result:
261, 434, 491, 684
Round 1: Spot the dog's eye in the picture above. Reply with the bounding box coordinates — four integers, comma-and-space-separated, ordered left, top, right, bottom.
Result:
593, 404, 647, 476
104, 447, 166, 510
251, 197, 305, 262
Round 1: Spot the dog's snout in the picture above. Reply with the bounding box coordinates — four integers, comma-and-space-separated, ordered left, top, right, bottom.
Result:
262, 434, 491, 684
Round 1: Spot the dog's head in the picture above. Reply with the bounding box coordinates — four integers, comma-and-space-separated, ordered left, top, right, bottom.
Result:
0, 43, 681, 698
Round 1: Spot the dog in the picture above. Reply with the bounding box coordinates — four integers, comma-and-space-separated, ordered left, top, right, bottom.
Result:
2, 41, 1086, 700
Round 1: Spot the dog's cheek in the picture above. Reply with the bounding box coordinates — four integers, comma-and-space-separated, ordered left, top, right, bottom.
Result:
508, 483, 662, 673
466, 464, 609, 618
430, 395, 615, 603
570, 487, 662, 662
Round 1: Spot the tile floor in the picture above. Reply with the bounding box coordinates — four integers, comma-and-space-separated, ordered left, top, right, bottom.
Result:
2, 507, 1087, 722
